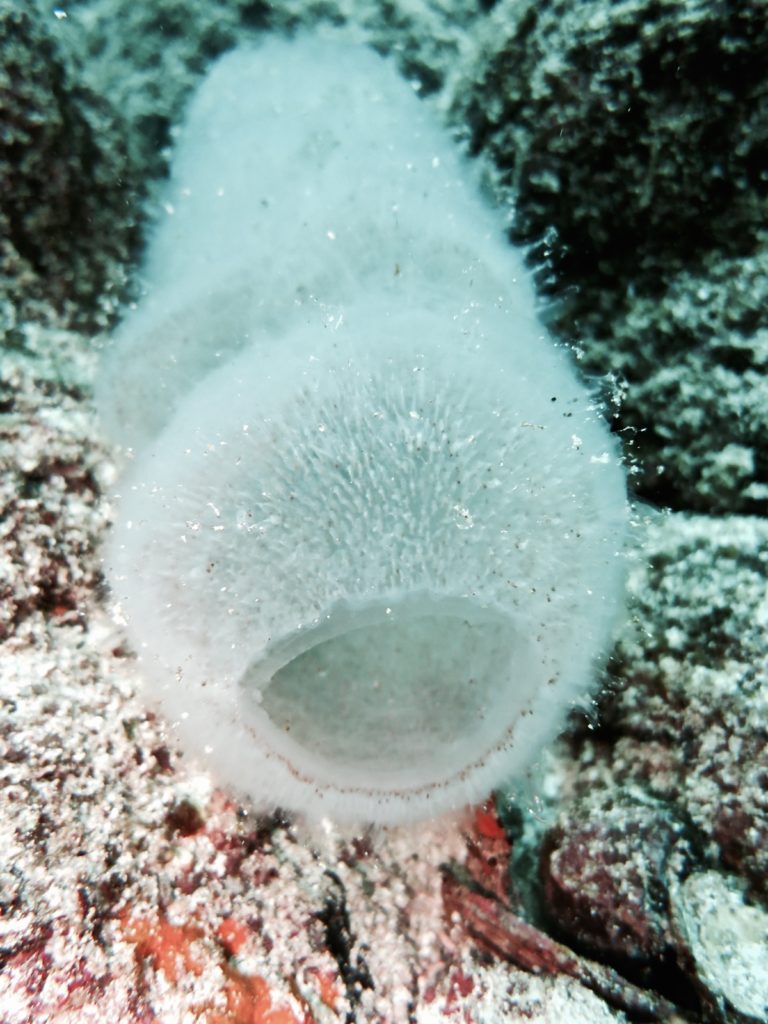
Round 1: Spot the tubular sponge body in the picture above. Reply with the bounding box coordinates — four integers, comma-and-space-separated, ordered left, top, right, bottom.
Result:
99, 37, 628, 825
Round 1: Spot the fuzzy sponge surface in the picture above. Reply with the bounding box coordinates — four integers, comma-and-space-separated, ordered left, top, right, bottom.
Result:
99, 37, 628, 825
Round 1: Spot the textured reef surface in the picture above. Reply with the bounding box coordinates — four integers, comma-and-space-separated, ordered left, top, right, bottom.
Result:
1, 0, 767, 1021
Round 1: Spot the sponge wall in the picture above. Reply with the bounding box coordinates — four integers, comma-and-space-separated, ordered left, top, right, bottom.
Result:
98, 38, 628, 824
97, 38, 535, 451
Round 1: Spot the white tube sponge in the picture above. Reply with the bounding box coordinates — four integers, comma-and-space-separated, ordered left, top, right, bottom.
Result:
98, 37, 628, 825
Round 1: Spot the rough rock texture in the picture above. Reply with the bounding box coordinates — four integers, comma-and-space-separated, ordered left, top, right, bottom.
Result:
449, 0, 768, 308
533, 515, 768, 1020
671, 870, 768, 1024
3, 0, 768, 1020
540, 797, 690, 970
0, 326, 106, 642
605, 516, 768, 897
448, 0, 768, 514
587, 243, 768, 514
0, 2, 141, 329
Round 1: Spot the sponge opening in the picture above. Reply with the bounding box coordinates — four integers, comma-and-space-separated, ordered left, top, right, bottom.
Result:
239, 594, 536, 791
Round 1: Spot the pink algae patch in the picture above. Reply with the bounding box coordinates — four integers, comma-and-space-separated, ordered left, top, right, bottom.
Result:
119, 910, 307, 1024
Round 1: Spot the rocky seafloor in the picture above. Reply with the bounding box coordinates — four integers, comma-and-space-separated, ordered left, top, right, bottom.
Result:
1, 0, 767, 1021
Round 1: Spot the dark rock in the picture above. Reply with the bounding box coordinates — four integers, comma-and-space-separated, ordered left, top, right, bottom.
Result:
0, 2, 141, 327
451, 0, 768, 308
442, 863, 677, 1020
603, 516, 768, 897
449, 0, 768, 515
164, 798, 205, 837
540, 798, 688, 967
